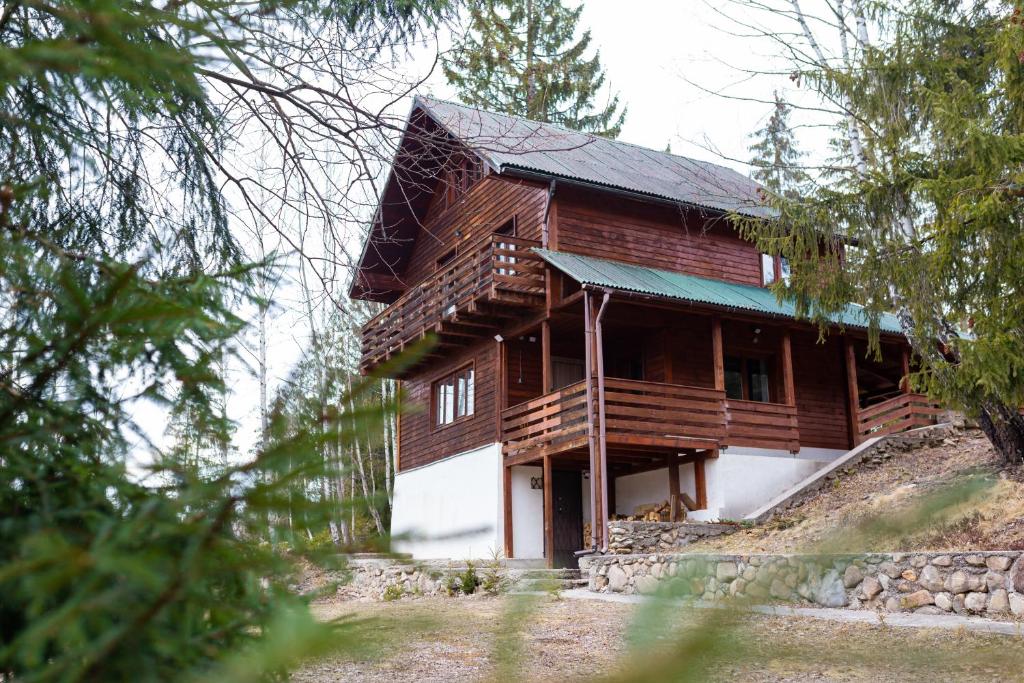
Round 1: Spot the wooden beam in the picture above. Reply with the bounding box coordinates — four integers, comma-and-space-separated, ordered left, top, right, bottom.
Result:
662, 329, 674, 384
607, 471, 616, 519
495, 338, 506, 442
541, 319, 552, 393
667, 454, 681, 522
780, 328, 796, 407
711, 315, 725, 392
901, 346, 911, 394
844, 336, 861, 446
694, 455, 708, 510
543, 453, 554, 568
503, 465, 514, 559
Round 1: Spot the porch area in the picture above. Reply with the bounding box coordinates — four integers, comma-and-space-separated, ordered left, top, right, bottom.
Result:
497, 280, 938, 567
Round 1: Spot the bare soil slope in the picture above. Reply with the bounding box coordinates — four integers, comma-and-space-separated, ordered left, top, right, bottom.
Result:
686, 429, 1024, 555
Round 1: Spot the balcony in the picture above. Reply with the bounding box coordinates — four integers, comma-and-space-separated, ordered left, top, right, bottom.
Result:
360, 234, 545, 374
856, 393, 941, 440
500, 378, 800, 464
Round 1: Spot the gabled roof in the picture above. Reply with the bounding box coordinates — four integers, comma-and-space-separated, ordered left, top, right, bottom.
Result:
415, 96, 773, 219
350, 95, 773, 301
535, 248, 904, 334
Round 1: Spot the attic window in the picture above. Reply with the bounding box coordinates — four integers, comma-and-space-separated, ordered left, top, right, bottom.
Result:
495, 216, 517, 237
436, 248, 457, 270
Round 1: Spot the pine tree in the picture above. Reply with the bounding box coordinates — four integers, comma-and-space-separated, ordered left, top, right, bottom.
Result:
443, 0, 626, 137
730, 0, 1024, 464
748, 92, 808, 200
0, 1, 449, 678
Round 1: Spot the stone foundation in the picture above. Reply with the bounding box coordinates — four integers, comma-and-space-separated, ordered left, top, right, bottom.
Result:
579, 551, 1024, 620
606, 521, 735, 555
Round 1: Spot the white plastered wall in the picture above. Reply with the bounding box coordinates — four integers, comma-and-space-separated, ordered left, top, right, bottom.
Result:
391, 442, 502, 560
510, 466, 544, 559
612, 446, 845, 523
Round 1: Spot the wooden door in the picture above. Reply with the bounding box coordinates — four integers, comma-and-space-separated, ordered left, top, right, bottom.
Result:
551, 469, 583, 568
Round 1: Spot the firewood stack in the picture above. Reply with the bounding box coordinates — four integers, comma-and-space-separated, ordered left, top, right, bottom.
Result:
607, 500, 683, 522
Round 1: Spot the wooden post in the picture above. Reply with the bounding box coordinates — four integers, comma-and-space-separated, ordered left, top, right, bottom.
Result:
495, 338, 506, 442
503, 464, 514, 559
694, 456, 708, 510
543, 453, 554, 568
780, 328, 796, 406
607, 472, 616, 520
844, 337, 861, 446
711, 315, 724, 391
541, 320, 552, 393
667, 454, 681, 522
901, 346, 911, 394
662, 329, 674, 384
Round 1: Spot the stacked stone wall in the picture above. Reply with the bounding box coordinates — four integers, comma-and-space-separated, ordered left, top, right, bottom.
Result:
605, 521, 735, 554
580, 551, 1024, 620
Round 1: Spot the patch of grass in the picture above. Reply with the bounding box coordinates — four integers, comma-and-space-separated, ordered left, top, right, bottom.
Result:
382, 584, 404, 602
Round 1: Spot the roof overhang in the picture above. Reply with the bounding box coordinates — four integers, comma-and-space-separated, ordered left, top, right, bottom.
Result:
535, 248, 905, 336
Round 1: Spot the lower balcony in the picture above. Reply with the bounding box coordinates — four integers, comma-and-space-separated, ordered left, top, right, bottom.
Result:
500, 377, 800, 465
856, 393, 942, 441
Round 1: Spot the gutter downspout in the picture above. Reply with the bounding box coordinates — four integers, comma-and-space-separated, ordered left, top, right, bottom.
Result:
541, 179, 557, 249
583, 292, 598, 549
594, 290, 612, 551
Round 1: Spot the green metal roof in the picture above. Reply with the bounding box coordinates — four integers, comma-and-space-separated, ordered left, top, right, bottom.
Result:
534, 248, 903, 334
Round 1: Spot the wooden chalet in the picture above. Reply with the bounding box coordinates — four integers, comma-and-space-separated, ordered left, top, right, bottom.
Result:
350, 96, 941, 567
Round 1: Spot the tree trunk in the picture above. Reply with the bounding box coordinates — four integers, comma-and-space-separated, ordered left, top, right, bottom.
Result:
978, 403, 1024, 467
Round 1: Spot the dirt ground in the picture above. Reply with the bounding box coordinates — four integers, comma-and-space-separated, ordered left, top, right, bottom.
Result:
297, 593, 1024, 682
685, 429, 1024, 555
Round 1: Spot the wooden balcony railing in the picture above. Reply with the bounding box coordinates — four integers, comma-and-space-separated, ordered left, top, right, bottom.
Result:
501, 381, 590, 460
724, 399, 800, 451
602, 378, 726, 447
501, 379, 726, 461
856, 393, 941, 440
360, 234, 544, 373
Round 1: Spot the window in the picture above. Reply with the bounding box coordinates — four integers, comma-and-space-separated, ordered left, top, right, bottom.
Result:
760, 253, 776, 286
724, 355, 773, 402
761, 253, 792, 287
433, 365, 474, 427
495, 216, 518, 275
779, 256, 792, 285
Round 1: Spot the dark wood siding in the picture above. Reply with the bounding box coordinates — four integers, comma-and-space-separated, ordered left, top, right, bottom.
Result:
398, 340, 498, 471
554, 187, 762, 286
792, 331, 852, 449
403, 175, 547, 286
505, 337, 543, 408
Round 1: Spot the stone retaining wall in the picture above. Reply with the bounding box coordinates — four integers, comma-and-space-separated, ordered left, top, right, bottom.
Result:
340, 558, 545, 600
606, 521, 735, 555
579, 551, 1024, 620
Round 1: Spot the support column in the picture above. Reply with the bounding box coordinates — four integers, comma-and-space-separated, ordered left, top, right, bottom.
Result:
694, 455, 708, 510
711, 315, 724, 391
541, 320, 552, 393
503, 464, 513, 559
844, 337, 861, 446
543, 453, 554, 568
666, 454, 681, 522
780, 328, 796, 406
901, 346, 912, 394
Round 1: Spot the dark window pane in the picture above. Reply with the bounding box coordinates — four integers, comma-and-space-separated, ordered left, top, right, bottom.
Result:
724, 356, 744, 400
747, 358, 771, 402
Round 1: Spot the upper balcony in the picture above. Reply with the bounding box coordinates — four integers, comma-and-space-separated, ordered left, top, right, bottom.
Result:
360, 233, 546, 375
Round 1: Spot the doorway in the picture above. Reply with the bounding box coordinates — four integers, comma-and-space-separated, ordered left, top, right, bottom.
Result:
550, 469, 583, 568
